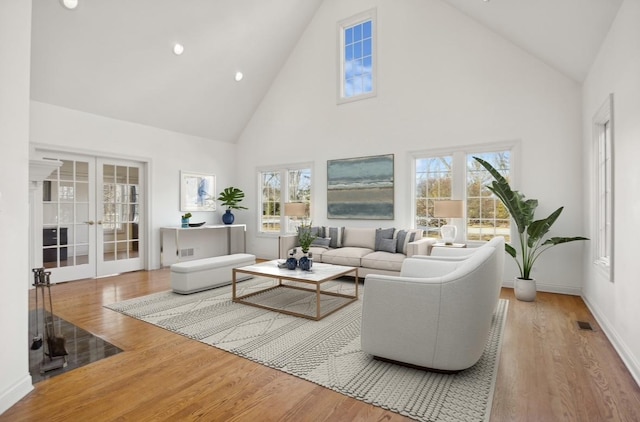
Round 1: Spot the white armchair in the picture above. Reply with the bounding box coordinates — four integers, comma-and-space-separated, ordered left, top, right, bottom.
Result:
361, 239, 504, 372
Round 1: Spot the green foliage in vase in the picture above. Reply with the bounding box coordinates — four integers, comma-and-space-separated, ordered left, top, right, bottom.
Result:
297, 224, 317, 253
217, 187, 248, 210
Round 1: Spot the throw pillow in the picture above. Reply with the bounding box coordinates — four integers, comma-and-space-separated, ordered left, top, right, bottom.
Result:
378, 238, 398, 253
395, 230, 408, 254
404, 232, 416, 254
375, 227, 395, 251
324, 226, 344, 248
395, 230, 417, 254
310, 226, 325, 238
311, 237, 331, 248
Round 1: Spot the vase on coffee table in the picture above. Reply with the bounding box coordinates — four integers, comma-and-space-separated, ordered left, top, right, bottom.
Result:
299, 253, 313, 271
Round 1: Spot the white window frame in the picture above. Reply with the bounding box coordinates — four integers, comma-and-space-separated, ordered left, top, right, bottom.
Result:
593, 94, 614, 281
337, 8, 377, 104
257, 162, 313, 236
410, 141, 520, 244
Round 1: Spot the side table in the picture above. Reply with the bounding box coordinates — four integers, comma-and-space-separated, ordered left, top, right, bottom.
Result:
433, 242, 467, 248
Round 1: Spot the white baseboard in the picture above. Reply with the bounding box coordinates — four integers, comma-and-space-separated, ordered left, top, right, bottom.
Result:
501, 280, 582, 296
582, 295, 640, 388
0, 375, 33, 415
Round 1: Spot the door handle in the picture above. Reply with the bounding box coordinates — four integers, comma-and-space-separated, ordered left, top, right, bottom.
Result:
97, 220, 103, 225
85, 220, 95, 225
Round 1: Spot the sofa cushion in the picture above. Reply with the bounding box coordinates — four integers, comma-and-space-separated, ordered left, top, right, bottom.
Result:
375, 227, 395, 251
321, 247, 372, 267
343, 227, 376, 249
361, 251, 405, 272
324, 226, 344, 248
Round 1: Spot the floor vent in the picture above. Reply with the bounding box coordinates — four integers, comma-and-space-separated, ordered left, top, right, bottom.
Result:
180, 248, 194, 258
577, 321, 594, 331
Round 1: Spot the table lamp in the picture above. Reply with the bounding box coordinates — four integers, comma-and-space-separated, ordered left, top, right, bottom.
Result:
434, 200, 464, 245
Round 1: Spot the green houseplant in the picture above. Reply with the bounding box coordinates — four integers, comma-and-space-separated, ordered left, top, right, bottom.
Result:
297, 223, 316, 271
473, 156, 588, 301
181, 212, 192, 228
217, 187, 247, 224
297, 224, 317, 254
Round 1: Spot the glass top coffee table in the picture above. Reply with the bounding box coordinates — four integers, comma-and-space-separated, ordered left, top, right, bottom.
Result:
232, 260, 359, 321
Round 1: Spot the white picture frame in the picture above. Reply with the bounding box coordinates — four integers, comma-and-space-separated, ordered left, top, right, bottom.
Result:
180, 171, 216, 212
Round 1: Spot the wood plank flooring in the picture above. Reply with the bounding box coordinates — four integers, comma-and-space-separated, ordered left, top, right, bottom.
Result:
3, 269, 640, 421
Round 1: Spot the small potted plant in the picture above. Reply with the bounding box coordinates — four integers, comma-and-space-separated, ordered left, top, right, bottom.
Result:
217, 187, 247, 225
181, 212, 192, 228
297, 224, 316, 271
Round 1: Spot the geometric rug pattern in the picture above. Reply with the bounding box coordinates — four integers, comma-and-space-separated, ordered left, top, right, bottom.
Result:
106, 278, 508, 422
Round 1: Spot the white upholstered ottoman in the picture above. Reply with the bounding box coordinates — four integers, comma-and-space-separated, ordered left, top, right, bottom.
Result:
170, 253, 256, 294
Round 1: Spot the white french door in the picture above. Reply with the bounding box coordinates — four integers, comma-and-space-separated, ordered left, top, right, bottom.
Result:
96, 158, 144, 276
40, 152, 145, 282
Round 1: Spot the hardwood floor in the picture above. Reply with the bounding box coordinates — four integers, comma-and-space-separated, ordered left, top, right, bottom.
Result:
3, 269, 640, 421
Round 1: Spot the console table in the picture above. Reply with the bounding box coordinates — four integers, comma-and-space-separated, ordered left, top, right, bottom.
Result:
160, 224, 246, 267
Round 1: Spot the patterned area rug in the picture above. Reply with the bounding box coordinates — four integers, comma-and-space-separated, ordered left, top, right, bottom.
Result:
105, 278, 508, 422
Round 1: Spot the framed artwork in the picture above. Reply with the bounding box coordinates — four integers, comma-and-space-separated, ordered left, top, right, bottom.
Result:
180, 171, 216, 212
327, 154, 394, 219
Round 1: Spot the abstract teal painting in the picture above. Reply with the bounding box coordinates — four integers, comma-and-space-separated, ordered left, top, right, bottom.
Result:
327, 154, 394, 219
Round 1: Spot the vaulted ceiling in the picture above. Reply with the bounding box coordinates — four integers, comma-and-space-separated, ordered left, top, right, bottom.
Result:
29, 0, 622, 143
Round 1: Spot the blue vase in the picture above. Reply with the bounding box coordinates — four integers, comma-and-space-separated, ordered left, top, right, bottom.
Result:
181, 218, 189, 228
299, 255, 312, 271
286, 257, 297, 270
222, 209, 235, 224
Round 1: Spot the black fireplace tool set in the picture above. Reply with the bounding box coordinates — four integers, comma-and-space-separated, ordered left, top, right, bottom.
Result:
31, 268, 68, 373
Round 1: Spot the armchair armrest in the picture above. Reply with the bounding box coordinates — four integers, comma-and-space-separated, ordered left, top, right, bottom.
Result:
278, 235, 299, 259
362, 273, 444, 364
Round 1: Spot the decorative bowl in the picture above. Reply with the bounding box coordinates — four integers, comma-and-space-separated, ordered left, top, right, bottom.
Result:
189, 222, 205, 227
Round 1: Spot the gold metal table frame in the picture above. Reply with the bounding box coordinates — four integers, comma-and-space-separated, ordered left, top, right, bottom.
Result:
232, 261, 359, 321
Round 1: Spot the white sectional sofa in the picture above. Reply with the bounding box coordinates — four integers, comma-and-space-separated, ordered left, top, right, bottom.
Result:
279, 226, 435, 277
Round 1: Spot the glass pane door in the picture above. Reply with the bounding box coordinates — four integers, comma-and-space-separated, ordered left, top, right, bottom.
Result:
97, 159, 144, 276
42, 156, 95, 282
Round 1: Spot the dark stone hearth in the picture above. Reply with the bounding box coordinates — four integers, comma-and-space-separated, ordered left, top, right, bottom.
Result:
29, 310, 122, 383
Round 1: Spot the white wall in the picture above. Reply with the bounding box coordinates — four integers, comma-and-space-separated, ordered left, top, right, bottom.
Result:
237, 0, 585, 294
582, 0, 640, 385
29, 102, 238, 270
0, 0, 34, 414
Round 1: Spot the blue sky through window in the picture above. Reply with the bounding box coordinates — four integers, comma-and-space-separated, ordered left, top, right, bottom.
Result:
344, 19, 373, 98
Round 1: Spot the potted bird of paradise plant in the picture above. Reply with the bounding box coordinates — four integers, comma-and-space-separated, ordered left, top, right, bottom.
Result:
474, 156, 588, 301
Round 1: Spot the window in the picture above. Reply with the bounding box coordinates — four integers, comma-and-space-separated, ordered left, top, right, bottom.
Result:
594, 94, 613, 276
466, 152, 511, 241
338, 9, 376, 103
413, 145, 515, 243
258, 164, 312, 234
415, 156, 453, 238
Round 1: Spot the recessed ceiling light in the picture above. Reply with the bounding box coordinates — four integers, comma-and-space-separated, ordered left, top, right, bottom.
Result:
173, 43, 184, 55
235, 72, 244, 82
61, 0, 78, 10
